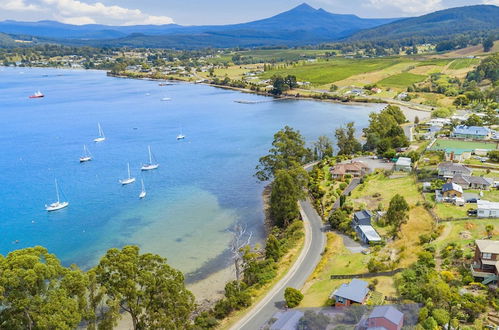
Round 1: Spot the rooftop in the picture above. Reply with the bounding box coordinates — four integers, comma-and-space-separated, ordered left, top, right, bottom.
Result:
442, 182, 463, 194
453, 125, 490, 136
369, 305, 404, 325
332, 279, 369, 303
354, 210, 373, 221
475, 239, 499, 254
357, 225, 382, 242
438, 162, 472, 174
477, 199, 499, 210
396, 157, 412, 166
330, 161, 369, 175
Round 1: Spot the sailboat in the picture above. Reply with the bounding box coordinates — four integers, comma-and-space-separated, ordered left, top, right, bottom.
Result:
139, 179, 147, 199
93, 123, 106, 143
141, 146, 159, 171
45, 179, 69, 211
119, 163, 136, 185
29, 90, 44, 98
79, 145, 92, 162
176, 126, 186, 140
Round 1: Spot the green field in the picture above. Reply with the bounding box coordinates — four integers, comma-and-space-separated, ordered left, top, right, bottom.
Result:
260, 58, 403, 86
430, 139, 498, 154
447, 58, 480, 70
378, 72, 427, 88
239, 49, 334, 62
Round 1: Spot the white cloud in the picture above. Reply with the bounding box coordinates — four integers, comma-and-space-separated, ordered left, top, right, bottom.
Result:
482, 0, 499, 5
367, 0, 443, 14
0, 0, 174, 25
0, 0, 39, 11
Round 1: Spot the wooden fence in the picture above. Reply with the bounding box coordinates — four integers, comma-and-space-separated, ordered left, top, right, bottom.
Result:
330, 268, 405, 279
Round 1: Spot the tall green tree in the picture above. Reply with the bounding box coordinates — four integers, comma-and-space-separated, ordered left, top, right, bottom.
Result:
335, 122, 362, 155
256, 126, 311, 181
270, 170, 302, 228
483, 34, 495, 52
0, 246, 87, 330
385, 194, 409, 237
313, 135, 334, 160
95, 246, 195, 330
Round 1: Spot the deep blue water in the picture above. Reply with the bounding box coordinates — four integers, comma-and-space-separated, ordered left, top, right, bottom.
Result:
0, 67, 383, 280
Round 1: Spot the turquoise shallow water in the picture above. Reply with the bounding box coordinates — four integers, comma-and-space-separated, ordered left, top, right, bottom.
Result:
0, 67, 383, 281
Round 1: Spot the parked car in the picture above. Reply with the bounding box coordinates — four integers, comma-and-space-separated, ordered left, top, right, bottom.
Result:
467, 209, 478, 216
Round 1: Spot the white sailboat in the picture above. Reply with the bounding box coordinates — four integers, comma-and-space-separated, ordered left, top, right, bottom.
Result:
139, 179, 147, 199
141, 146, 159, 171
94, 123, 106, 143
119, 163, 136, 185
45, 179, 69, 211
79, 145, 92, 162
176, 126, 185, 140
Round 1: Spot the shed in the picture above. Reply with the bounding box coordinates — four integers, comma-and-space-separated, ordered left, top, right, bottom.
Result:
366, 305, 404, 330
394, 157, 412, 172
331, 279, 369, 307
477, 200, 499, 218
356, 225, 382, 244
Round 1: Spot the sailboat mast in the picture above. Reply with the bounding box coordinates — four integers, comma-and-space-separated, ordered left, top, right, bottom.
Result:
127, 163, 131, 179
148, 146, 152, 164
55, 179, 60, 203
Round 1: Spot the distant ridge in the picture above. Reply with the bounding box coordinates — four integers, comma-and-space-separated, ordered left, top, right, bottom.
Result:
348, 5, 499, 41
0, 3, 397, 48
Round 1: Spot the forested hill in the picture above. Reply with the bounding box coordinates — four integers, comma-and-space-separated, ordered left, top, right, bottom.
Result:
0, 3, 397, 48
348, 5, 499, 42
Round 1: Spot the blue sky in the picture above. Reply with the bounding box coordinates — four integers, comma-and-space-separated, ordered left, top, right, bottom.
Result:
0, 0, 496, 25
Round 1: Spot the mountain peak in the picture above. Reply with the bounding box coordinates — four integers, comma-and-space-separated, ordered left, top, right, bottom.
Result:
290, 3, 317, 12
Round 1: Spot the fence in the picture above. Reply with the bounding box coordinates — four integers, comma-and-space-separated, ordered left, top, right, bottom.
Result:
330, 268, 405, 279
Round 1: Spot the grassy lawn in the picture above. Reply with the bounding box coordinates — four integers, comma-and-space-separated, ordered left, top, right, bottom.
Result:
433, 219, 499, 251
472, 169, 499, 178
238, 49, 333, 62
260, 58, 402, 86
377, 72, 427, 88
351, 173, 422, 209
434, 202, 475, 219
300, 233, 397, 307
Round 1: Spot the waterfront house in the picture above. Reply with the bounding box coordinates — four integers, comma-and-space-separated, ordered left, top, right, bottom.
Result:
437, 162, 472, 178
452, 174, 493, 190
353, 210, 373, 226
471, 239, 499, 285
394, 157, 412, 172
356, 225, 382, 244
330, 161, 370, 180
477, 200, 499, 218
357, 305, 404, 330
331, 279, 369, 307
452, 125, 491, 140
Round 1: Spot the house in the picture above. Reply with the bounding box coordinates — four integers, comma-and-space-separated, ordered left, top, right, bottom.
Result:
269, 310, 304, 330
452, 174, 493, 190
441, 182, 463, 198
477, 200, 499, 218
357, 305, 404, 330
471, 240, 499, 285
394, 157, 412, 172
356, 225, 382, 244
330, 161, 370, 180
437, 162, 472, 178
331, 279, 369, 307
353, 210, 373, 226
452, 125, 491, 140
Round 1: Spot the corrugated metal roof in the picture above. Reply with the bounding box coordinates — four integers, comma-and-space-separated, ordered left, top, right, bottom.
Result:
358, 225, 382, 242
332, 279, 369, 303
369, 305, 404, 325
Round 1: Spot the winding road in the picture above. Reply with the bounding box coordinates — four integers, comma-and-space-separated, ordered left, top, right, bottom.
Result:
230, 198, 326, 330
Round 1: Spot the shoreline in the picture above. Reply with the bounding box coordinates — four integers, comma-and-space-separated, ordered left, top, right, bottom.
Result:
106, 71, 432, 116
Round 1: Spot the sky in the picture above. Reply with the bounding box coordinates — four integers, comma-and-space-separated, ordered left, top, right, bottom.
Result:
0, 0, 497, 25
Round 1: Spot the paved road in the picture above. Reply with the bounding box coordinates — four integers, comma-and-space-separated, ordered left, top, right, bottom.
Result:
231, 198, 326, 330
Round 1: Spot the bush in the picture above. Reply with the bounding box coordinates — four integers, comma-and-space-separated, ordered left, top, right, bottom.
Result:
284, 287, 303, 308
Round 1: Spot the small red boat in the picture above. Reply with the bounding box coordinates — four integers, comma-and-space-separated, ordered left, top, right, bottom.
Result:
29, 91, 44, 98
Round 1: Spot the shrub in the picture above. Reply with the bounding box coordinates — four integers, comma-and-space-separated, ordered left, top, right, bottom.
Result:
284, 287, 303, 308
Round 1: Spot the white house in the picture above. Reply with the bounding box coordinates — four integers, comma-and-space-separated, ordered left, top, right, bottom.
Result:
477, 200, 499, 218
395, 157, 412, 172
